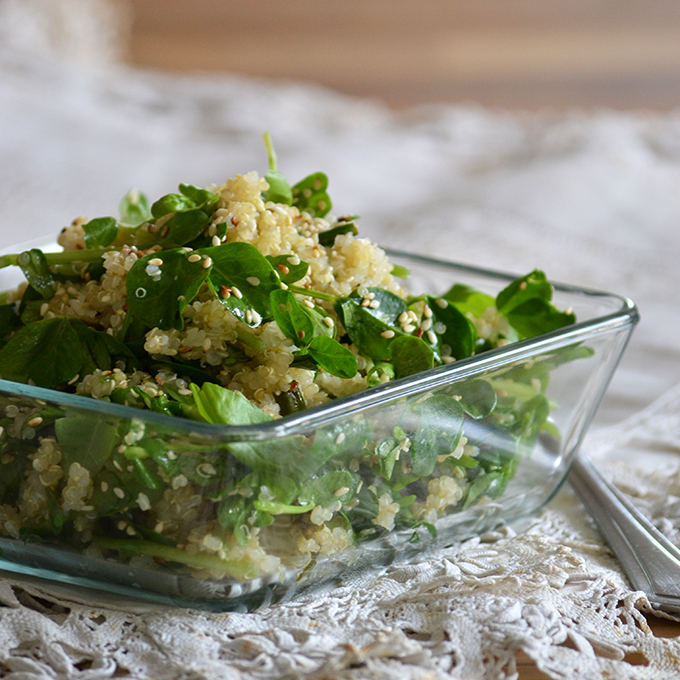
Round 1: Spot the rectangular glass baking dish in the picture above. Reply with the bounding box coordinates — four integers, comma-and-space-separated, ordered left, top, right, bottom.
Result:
0, 247, 638, 611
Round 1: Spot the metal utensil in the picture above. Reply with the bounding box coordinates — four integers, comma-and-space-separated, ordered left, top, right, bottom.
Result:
569, 454, 680, 616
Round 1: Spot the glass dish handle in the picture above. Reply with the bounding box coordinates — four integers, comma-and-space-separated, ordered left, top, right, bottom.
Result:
570, 454, 680, 617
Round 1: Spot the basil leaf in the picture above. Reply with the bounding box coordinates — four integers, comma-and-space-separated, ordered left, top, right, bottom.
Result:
126, 248, 210, 330
265, 254, 309, 284
119, 188, 151, 228
292, 172, 332, 218
153, 209, 210, 249
17, 249, 54, 300
390, 335, 434, 379
206, 242, 282, 325
83, 217, 118, 248
307, 335, 358, 379
0, 317, 82, 388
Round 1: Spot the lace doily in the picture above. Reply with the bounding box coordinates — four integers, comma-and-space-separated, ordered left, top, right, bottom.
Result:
3, 2, 680, 678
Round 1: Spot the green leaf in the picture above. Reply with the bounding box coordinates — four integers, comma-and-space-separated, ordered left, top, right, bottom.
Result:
264, 170, 293, 205
298, 470, 355, 507
424, 296, 477, 361
496, 270, 576, 339
0, 303, 21, 346
206, 242, 282, 325
191, 382, 272, 426
125, 248, 210, 330
318, 221, 358, 247
55, 414, 120, 477
119, 188, 151, 228
444, 284, 495, 318
292, 172, 332, 218
455, 379, 497, 419
390, 335, 434, 379
17, 249, 54, 300
69, 320, 112, 376
265, 254, 310, 284
83, 217, 118, 248
271, 288, 333, 346
308, 335, 358, 379
0, 317, 82, 388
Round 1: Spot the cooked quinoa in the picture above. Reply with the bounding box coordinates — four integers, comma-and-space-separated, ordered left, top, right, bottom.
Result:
0, 150, 577, 591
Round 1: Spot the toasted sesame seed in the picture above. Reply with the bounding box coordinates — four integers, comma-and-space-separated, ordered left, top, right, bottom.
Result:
369, 300, 380, 309
277, 263, 290, 275
232, 287, 243, 299
202, 257, 213, 269
380, 329, 395, 339
26, 416, 43, 428
188, 253, 201, 263
148, 257, 163, 266
297, 329, 306, 339
113, 487, 125, 499
219, 285, 230, 298
361, 298, 371, 307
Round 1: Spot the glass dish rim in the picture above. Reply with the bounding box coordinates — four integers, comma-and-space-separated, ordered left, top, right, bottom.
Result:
0, 247, 639, 440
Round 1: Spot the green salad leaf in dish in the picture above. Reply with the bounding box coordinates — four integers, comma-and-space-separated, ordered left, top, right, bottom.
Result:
0, 135, 584, 593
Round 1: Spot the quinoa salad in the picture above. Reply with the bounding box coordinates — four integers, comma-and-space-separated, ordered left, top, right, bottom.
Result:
0, 137, 582, 589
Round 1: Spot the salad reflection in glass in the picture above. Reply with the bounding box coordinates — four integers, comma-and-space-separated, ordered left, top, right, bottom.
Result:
0, 135, 583, 591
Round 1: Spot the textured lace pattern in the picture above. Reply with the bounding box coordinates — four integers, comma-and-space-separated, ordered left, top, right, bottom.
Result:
3, 1, 680, 677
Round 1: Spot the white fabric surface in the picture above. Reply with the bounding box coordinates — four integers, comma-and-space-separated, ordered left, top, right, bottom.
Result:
3, 1, 680, 678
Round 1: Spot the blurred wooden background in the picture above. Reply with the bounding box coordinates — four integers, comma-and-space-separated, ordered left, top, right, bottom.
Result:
127, 0, 680, 110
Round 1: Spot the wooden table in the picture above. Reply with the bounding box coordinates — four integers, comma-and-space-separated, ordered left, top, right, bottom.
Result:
126, 0, 680, 111
124, 1, 680, 674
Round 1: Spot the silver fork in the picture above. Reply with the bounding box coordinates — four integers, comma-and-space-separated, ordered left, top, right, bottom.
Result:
569, 454, 680, 616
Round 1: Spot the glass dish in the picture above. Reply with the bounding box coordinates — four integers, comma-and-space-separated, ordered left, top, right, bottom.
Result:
0, 247, 638, 611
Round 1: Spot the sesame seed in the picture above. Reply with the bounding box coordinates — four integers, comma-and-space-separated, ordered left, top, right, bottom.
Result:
101, 481, 109, 492
398, 312, 409, 324
422, 318, 432, 331
26, 416, 43, 428
113, 487, 125, 499
519, 281, 528, 290
361, 298, 371, 307
126, 526, 136, 536
287, 255, 301, 266
251, 310, 262, 325
565, 306, 574, 315
407, 310, 418, 322
137, 492, 151, 511
403, 324, 416, 333
232, 287, 243, 299
212, 235, 221, 246
202, 257, 213, 269
427, 330, 437, 344
369, 300, 380, 309
423, 305, 433, 318
245, 309, 253, 324
303, 298, 315, 309
148, 257, 163, 266
246, 276, 260, 286
297, 329, 306, 339
277, 263, 290, 275
380, 329, 395, 339
167, 451, 177, 460
188, 253, 201, 263
334, 486, 350, 497
335, 432, 346, 445
323, 317, 334, 327
219, 285, 231, 298
435, 298, 448, 309
196, 463, 217, 478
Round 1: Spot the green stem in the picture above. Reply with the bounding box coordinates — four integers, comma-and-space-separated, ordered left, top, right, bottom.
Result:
253, 500, 312, 515
94, 536, 257, 578
288, 285, 336, 302
263, 131, 277, 172
0, 248, 110, 270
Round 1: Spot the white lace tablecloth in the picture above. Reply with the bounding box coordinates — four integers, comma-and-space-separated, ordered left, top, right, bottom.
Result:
3, 2, 680, 678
